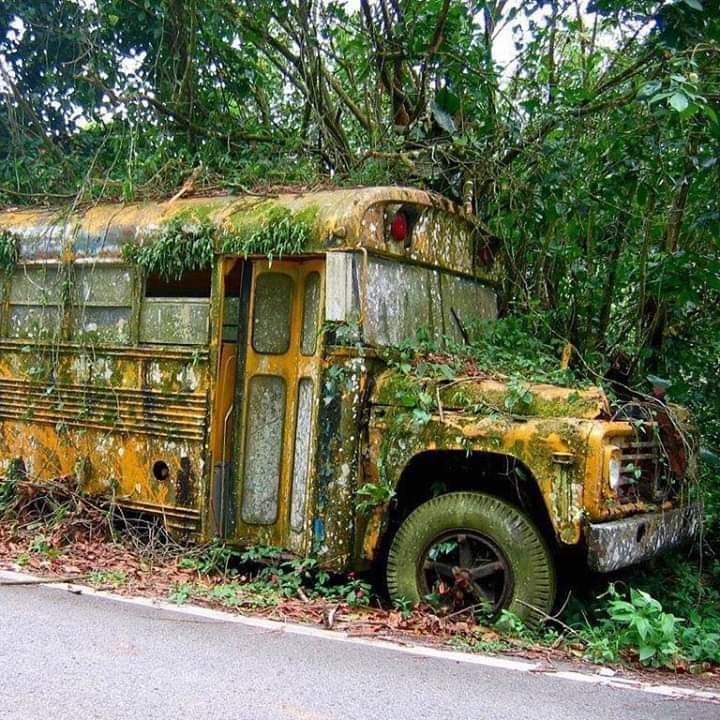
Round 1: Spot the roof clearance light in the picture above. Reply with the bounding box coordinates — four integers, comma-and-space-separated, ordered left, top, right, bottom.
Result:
390, 211, 408, 243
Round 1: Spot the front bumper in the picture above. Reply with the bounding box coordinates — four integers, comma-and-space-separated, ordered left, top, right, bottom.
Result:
585, 504, 702, 573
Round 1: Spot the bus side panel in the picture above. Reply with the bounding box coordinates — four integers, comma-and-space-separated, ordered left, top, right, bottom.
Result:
0, 342, 210, 533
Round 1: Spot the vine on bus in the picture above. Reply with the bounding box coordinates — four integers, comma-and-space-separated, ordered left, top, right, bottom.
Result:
123, 216, 215, 280
222, 206, 317, 261
0, 230, 19, 274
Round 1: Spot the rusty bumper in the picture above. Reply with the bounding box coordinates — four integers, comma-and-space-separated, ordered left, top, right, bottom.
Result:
585, 504, 702, 573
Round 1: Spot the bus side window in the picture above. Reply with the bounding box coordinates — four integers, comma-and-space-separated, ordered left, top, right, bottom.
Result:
6, 265, 64, 340
139, 269, 211, 345
70, 264, 133, 344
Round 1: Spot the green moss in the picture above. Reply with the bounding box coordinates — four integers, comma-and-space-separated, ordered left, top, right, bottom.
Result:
123, 214, 214, 280
222, 203, 319, 259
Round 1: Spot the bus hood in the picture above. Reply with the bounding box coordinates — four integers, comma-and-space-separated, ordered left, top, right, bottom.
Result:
371, 370, 610, 420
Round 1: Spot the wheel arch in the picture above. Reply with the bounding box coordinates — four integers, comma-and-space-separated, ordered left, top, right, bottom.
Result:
371, 449, 561, 570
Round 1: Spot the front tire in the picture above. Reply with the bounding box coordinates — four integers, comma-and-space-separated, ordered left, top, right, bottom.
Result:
386, 492, 556, 626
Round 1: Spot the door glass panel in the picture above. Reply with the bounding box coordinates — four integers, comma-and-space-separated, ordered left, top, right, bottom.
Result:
241, 375, 286, 524
290, 378, 314, 531
222, 296, 240, 342
252, 272, 293, 354
300, 272, 320, 355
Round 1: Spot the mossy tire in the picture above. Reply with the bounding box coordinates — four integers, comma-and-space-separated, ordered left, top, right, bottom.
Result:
386, 492, 556, 627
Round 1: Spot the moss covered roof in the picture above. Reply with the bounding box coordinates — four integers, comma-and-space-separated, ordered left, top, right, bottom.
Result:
0, 187, 485, 271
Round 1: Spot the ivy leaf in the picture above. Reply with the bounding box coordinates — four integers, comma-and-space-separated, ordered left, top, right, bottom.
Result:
638, 80, 661, 99
434, 87, 460, 115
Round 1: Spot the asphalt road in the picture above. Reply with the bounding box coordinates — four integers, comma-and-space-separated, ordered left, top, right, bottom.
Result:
0, 582, 716, 720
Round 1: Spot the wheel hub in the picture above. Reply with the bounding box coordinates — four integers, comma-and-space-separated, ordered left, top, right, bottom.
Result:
419, 531, 512, 617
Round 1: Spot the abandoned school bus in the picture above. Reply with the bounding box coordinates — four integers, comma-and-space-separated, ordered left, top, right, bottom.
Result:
0, 186, 701, 622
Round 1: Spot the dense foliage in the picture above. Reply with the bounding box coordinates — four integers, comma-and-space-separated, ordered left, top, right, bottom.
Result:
1, 0, 719, 664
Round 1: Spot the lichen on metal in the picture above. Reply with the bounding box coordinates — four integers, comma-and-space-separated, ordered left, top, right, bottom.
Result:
0, 186, 699, 583
0, 187, 490, 277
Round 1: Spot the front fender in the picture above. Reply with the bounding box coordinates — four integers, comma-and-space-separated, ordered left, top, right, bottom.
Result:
365, 408, 596, 547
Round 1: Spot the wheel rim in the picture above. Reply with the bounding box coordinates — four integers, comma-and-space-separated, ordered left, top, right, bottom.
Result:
417, 529, 513, 617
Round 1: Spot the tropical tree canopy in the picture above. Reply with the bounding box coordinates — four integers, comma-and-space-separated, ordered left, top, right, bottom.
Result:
1, 0, 719, 446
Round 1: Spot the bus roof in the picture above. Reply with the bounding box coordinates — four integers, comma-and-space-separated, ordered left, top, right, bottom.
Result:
0, 186, 494, 277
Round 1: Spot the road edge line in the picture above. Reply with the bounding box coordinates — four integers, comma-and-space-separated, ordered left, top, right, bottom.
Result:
1, 568, 718, 704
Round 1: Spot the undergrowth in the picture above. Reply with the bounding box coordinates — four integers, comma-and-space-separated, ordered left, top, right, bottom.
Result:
174, 541, 373, 608
2, 476, 718, 671
387, 316, 589, 389
0, 229, 19, 274
566, 555, 720, 669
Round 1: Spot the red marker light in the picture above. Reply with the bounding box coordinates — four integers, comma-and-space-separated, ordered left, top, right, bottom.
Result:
390, 212, 408, 242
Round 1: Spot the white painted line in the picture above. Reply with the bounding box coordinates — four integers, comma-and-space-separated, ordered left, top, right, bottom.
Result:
2, 568, 719, 704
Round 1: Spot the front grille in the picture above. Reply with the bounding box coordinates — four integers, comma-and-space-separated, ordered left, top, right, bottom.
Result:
614, 430, 672, 504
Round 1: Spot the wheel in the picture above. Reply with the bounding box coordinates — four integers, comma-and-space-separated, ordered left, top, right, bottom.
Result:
386, 492, 556, 626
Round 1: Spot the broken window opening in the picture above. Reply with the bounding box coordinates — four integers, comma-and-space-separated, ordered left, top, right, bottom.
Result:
140, 269, 211, 346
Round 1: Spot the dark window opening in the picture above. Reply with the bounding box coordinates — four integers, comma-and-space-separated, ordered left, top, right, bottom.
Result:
224, 261, 245, 298
145, 269, 211, 298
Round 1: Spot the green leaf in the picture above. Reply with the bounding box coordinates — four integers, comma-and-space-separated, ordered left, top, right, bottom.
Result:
431, 100, 456, 134
435, 87, 460, 115
703, 105, 719, 125
638, 80, 661, 99
635, 617, 651, 641
669, 92, 689, 112
639, 644, 657, 662
682, 0, 703, 10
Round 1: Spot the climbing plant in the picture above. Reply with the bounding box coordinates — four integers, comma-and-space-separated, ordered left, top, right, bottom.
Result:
123, 216, 215, 280
0, 230, 18, 274
222, 207, 317, 260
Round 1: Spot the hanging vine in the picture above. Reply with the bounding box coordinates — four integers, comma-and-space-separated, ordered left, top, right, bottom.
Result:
0, 230, 19, 274
222, 205, 318, 261
123, 216, 215, 280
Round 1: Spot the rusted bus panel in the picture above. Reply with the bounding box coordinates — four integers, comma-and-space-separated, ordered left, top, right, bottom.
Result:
363, 258, 442, 345
9, 221, 66, 261
0, 420, 205, 508
0, 342, 211, 518
313, 355, 371, 571
441, 379, 608, 420
372, 371, 609, 420
364, 407, 598, 553
359, 203, 496, 282
585, 505, 702, 572
0, 341, 209, 391
0, 188, 488, 279
326, 253, 498, 349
